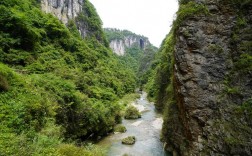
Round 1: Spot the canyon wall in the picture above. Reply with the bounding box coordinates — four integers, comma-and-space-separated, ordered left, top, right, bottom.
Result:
105, 28, 150, 55
41, 0, 107, 45
159, 1, 252, 155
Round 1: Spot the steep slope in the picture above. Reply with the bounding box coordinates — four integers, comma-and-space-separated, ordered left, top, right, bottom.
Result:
105, 28, 150, 56
41, 0, 108, 46
148, 0, 252, 155
0, 0, 136, 155
105, 28, 157, 88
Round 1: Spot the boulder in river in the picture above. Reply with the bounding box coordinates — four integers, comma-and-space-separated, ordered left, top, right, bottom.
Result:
124, 106, 141, 119
114, 124, 127, 133
122, 136, 136, 145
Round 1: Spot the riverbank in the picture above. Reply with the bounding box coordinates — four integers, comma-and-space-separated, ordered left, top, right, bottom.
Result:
97, 92, 169, 156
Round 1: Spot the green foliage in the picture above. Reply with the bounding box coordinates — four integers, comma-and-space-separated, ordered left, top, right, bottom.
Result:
118, 93, 140, 106
119, 45, 144, 74
235, 99, 252, 118
224, 86, 240, 95
76, 0, 108, 47
0, 118, 59, 156
0, 0, 138, 155
234, 53, 252, 73
57, 143, 106, 156
0, 65, 51, 134
173, 2, 209, 32
240, 99, 252, 117
138, 46, 158, 88
124, 105, 141, 119
237, 17, 247, 28
0, 119, 105, 156
104, 28, 145, 42
104, 28, 157, 88
121, 136, 136, 145
145, 34, 175, 109
208, 44, 224, 54
104, 28, 125, 41
114, 124, 127, 133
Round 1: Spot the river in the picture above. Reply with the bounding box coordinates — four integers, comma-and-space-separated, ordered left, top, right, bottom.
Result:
97, 92, 170, 156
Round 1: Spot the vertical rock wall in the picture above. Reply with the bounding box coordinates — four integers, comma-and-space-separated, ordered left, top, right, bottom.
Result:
109, 40, 125, 56
109, 36, 149, 56
41, 0, 84, 24
40, 0, 107, 45
164, 0, 252, 155
104, 28, 151, 55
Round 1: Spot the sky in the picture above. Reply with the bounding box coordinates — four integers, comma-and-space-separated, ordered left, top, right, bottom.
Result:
89, 0, 179, 47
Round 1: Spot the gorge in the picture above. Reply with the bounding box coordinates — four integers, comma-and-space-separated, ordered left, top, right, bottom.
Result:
0, 0, 252, 156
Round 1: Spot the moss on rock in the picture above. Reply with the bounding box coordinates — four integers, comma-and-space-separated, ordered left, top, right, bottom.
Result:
114, 124, 127, 133
124, 105, 141, 119
122, 136, 136, 145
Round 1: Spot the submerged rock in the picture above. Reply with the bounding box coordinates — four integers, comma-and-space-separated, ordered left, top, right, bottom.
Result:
122, 136, 136, 145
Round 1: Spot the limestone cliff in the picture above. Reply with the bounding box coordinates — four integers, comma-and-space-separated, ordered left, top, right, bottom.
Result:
105, 28, 150, 55
158, 0, 252, 155
41, 0, 83, 24
40, 0, 108, 45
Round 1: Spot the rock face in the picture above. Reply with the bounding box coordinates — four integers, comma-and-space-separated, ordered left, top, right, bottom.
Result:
109, 39, 125, 56
41, 0, 84, 24
40, 0, 107, 45
162, 1, 252, 155
105, 28, 150, 55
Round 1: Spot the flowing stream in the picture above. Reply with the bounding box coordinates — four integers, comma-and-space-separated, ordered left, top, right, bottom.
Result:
97, 92, 170, 156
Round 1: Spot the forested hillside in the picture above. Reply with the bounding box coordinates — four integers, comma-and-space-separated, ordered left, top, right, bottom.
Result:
0, 0, 137, 155
104, 28, 158, 88
2, 0, 251, 155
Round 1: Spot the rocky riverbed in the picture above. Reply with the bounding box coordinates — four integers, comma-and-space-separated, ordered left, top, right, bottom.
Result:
97, 92, 170, 156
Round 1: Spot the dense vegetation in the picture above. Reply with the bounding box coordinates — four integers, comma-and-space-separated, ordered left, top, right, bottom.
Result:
0, 0, 137, 155
104, 28, 158, 88
145, 34, 174, 108
76, 0, 109, 47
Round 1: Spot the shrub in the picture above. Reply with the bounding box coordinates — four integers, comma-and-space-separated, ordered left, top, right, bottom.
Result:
122, 136, 136, 145
0, 0, 139, 154
118, 93, 140, 106
114, 124, 127, 133
173, 2, 209, 32
234, 53, 252, 73
124, 106, 141, 119
57, 143, 106, 156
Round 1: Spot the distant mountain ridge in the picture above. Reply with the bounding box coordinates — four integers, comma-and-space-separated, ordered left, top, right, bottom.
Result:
104, 28, 151, 55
